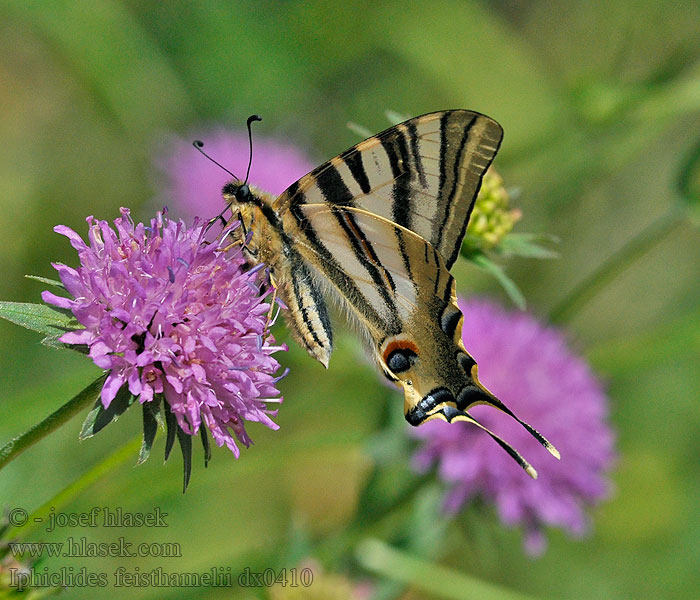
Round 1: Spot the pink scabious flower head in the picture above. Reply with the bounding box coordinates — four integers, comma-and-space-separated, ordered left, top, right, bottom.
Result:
154, 127, 315, 220
42, 208, 287, 479
410, 298, 615, 555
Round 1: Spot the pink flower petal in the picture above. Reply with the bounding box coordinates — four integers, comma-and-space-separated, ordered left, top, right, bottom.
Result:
41, 290, 75, 309
101, 372, 125, 407
54, 225, 87, 252
59, 329, 92, 345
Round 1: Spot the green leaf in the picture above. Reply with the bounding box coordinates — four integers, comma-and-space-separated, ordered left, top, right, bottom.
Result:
40, 335, 68, 350
356, 538, 543, 600
79, 385, 133, 440
496, 233, 560, 259
138, 399, 160, 465
163, 401, 177, 463
41, 337, 88, 353
468, 253, 527, 310
25, 274, 65, 289
677, 136, 700, 223
0, 301, 77, 337
176, 425, 192, 493
0, 375, 106, 471
199, 425, 211, 468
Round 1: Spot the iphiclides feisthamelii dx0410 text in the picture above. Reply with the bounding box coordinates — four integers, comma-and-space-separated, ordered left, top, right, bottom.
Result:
195, 109, 560, 478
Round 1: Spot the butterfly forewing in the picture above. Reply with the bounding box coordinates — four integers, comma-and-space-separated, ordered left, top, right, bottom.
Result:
275, 110, 503, 268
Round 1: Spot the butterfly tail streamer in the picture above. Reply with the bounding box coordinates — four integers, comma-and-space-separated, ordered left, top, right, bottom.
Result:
437, 406, 539, 479
477, 394, 561, 460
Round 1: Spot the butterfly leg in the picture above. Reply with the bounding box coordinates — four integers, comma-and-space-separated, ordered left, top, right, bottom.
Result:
204, 204, 232, 236
221, 235, 244, 253
205, 213, 227, 234
222, 211, 257, 254
265, 272, 280, 328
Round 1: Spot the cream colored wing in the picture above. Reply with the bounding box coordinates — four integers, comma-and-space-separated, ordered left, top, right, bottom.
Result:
275, 110, 503, 268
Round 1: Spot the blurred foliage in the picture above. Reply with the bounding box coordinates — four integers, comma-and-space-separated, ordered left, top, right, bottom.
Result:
1, 1, 699, 599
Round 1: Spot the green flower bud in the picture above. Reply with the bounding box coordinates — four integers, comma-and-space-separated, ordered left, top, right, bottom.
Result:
465, 169, 521, 251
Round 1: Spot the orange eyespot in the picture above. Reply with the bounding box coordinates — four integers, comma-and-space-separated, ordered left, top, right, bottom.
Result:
382, 340, 419, 374
382, 339, 419, 362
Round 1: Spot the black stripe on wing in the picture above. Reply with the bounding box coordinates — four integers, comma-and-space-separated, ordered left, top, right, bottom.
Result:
406, 121, 427, 188
436, 113, 476, 253
289, 201, 392, 332
330, 207, 402, 332
381, 133, 413, 232
277, 110, 503, 271
314, 163, 355, 206
290, 257, 333, 353
340, 147, 371, 195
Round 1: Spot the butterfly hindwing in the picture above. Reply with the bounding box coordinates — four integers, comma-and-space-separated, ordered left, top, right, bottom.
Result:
275, 110, 503, 268
286, 204, 476, 411
283, 203, 560, 473
282, 256, 333, 368
289, 204, 452, 329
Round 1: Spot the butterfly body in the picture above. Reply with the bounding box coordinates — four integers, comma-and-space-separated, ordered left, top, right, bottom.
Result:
221, 110, 559, 477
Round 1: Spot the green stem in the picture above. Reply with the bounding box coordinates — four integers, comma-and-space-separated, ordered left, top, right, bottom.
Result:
0, 374, 106, 472
356, 538, 542, 600
549, 209, 684, 324
8, 436, 141, 539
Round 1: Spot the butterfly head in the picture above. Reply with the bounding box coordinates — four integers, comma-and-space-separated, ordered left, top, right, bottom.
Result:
222, 180, 270, 232
222, 180, 255, 205
221, 181, 251, 237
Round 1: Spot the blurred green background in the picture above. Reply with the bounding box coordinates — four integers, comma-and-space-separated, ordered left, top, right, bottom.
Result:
1, 1, 699, 598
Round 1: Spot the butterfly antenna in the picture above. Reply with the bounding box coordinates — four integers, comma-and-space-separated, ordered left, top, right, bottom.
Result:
192, 140, 239, 179
244, 114, 262, 185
